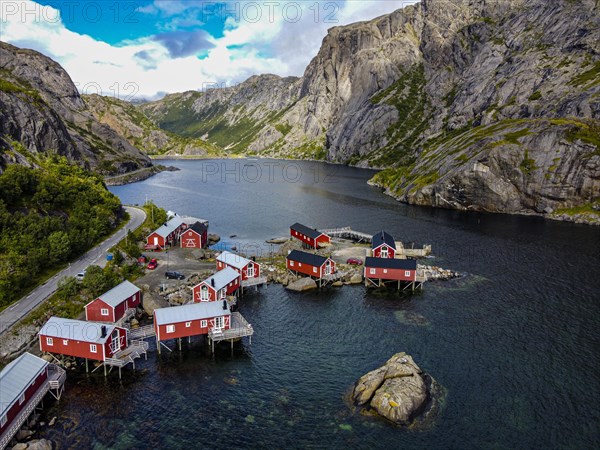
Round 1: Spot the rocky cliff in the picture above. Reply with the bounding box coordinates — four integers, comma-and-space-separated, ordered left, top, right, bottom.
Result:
83, 94, 221, 158
141, 0, 599, 220
0, 42, 152, 175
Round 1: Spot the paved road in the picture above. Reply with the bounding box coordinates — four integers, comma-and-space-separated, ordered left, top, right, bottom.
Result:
0, 206, 146, 337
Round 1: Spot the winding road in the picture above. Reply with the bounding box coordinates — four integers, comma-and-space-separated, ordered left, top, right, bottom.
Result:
0, 206, 146, 337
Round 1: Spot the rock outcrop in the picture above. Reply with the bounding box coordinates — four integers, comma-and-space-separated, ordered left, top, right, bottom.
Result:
0, 42, 152, 175
352, 352, 435, 425
286, 277, 318, 292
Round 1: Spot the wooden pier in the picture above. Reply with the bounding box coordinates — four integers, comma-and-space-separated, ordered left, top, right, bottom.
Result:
207, 312, 254, 354
241, 276, 268, 293
127, 324, 156, 340
95, 340, 149, 379
319, 227, 372, 243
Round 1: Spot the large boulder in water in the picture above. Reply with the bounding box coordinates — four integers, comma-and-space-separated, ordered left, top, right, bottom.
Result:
352, 352, 434, 426
286, 277, 318, 292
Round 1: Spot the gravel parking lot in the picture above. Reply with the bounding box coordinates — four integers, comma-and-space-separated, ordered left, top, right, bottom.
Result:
136, 247, 216, 291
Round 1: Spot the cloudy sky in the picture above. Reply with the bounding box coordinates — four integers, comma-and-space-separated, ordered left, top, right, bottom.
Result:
1, 1, 418, 99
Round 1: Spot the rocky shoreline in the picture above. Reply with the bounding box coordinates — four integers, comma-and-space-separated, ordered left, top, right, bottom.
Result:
104, 164, 179, 186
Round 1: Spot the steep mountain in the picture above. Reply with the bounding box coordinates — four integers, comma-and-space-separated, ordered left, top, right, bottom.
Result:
83, 94, 222, 158
142, 0, 599, 219
0, 42, 152, 175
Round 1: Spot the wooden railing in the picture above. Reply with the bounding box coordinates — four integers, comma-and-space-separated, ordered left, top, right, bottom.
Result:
128, 324, 156, 340
208, 312, 254, 343
241, 276, 267, 288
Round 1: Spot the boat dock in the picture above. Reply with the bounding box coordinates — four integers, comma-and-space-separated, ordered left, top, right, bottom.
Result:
319, 227, 372, 243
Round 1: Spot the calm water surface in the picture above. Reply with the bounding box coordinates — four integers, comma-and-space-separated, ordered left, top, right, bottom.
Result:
41, 159, 599, 449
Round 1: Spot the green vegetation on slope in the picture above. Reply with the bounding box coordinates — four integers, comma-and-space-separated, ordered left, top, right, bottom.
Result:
0, 155, 124, 309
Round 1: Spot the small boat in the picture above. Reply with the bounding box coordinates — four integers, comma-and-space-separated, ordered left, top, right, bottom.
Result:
230, 234, 237, 238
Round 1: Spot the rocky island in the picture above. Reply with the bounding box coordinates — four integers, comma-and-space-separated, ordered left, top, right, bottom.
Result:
351, 352, 441, 426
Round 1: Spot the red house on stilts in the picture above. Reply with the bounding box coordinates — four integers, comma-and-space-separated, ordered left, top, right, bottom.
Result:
0, 353, 66, 448
290, 223, 331, 249
364, 257, 423, 291
286, 250, 336, 280
192, 267, 241, 302
216, 251, 265, 290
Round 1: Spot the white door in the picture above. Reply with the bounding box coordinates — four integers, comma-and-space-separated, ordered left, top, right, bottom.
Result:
154, 237, 159, 245
200, 286, 209, 301
214, 316, 224, 330
325, 262, 331, 275
220, 289, 226, 299
110, 331, 121, 353
246, 264, 254, 278
381, 247, 388, 258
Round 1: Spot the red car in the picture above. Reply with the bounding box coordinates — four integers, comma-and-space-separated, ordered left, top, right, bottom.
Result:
147, 258, 158, 270
346, 258, 363, 265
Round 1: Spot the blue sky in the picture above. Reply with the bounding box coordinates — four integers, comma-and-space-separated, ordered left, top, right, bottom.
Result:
1, 1, 417, 99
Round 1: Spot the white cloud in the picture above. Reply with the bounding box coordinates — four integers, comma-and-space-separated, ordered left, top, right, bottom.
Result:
0, 1, 418, 99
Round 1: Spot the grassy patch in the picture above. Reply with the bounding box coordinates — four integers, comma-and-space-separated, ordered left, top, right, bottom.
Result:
504, 128, 532, 144
569, 61, 600, 87
519, 149, 537, 175
528, 91, 542, 101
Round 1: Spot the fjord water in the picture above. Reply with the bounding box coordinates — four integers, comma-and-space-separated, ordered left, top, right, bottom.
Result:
44, 159, 599, 449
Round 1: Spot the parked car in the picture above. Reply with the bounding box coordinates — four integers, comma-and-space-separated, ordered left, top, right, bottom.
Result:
346, 258, 363, 265
147, 258, 158, 270
165, 271, 185, 280
138, 254, 148, 265
76, 269, 87, 281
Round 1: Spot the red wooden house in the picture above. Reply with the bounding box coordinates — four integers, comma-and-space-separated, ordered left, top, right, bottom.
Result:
0, 353, 49, 446
216, 251, 261, 281
85, 280, 141, 323
290, 223, 331, 249
192, 267, 241, 302
146, 216, 184, 249
39, 317, 128, 362
364, 257, 417, 283
179, 221, 208, 248
372, 231, 397, 258
154, 301, 231, 345
286, 250, 336, 279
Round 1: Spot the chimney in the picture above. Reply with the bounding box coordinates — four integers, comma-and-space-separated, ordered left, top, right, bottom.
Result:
252, 256, 256, 262
211, 278, 215, 287
222, 300, 228, 310
101, 325, 107, 338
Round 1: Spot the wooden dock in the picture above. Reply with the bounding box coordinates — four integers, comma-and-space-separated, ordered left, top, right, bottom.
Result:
0, 364, 66, 449
128, 324, 156, 340
319, 227, 372, 243
208, 312, 254, 353
99, 340, 149, 379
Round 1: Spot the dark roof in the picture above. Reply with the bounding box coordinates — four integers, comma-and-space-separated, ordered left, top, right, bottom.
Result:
372, 231, 396, 250
364, 257, 416, 270
188, 221, 208, 235
290, 223, 323, 239
287, 250, 329, 267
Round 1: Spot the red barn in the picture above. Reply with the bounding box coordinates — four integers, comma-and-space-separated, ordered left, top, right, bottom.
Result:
85, 280, 141, 323
364, 257, 417, 282
192, 267, 241, 302
216, 251, 261, 281
290, 223, 331, 249
372, 231, 397, 259
146, 216, 184, 249
154, 301, 231, 344
286, 250, 336, 279
39, 317, 128, 362
0, 353, 51, 446
179, 221, 208, 248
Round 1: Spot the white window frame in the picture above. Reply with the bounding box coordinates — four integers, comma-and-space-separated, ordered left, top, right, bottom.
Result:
166, 324, 175, 333
63, 339, 69, 346
370, 268, 376, 275
381, 247, 388, 258
383, 269, 388, 274
220, 289, 227, 299
90, 344, 97, 353
298, 262, 302, 267
46, 337, 53, 346
1, 414, 7, 427
101, 308, 109, 316
247, 265, 255, 277
200, 285, 209, 301
19, 393, 25, 405
290, 260, 294, 266
214, 316, 224, 329
405, 271, 411, 277
185, 321, 192, 328
313, 267, 317, 273
200, 320, 208, 328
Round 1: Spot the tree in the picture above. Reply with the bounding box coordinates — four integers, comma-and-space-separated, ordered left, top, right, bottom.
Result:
48, 231, 71, 263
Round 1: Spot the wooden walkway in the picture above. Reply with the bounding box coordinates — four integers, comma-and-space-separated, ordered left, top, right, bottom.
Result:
241, 276, 268, 288
128, 324, 156, 340
0, 364, 66, 449
319, 227, 372, 243
100, 340, 149, 379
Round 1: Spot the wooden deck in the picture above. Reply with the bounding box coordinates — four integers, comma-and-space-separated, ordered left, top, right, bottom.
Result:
208, 312, 254, 352
128, 324, 156, 340
241, 276, 268, 288
101, 340, 149, 378
0, 365, 66, 449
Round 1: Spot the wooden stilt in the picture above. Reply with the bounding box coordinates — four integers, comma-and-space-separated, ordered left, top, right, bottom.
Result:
85, 358, 89, 373
118, 367, 122, 380
103, 364, 107, 377
178, 338, 182, 351
157, 336, 161, 354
